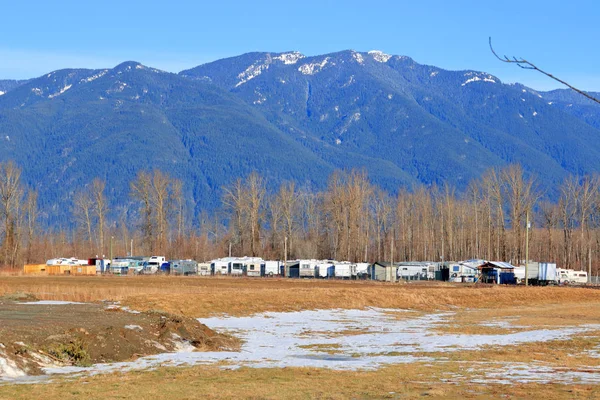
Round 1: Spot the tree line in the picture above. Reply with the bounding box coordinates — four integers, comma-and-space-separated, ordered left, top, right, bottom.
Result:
3, 161, 600, 276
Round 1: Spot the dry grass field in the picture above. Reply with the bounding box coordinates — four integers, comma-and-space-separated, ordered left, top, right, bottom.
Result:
2, 276, 600, 399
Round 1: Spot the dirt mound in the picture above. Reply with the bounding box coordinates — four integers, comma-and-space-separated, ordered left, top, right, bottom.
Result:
0, 300, 238, 378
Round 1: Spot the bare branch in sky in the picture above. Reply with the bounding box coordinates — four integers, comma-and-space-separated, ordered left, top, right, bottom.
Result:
489, 37, 600, 105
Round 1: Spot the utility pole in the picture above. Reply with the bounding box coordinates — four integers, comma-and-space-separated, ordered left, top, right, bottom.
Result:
110, 236, 114, 273
589, 247, 592, 284
284, 236, 288, 278
131, 239, 134, 257
229, 241, 232, 258
390, 229, 395, 283
525, 211, 530, 286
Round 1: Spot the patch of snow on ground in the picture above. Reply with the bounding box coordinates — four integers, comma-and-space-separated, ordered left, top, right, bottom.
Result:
236, 62, 269, 87
19, 300, 86, 305
368, 50, 391, 63
5, 309, 600, 384
0, 353, 25, 380
273, 52, 304, 64
298, 58, 330, 75
124, 325, 143, 331
533, 111, 538, 116
31, 88, 43, 96
430, 71, 438, 77
81, 70, 108, 83
548, 102, 553, 105
48, 84, 72, 99
0, 91, 4, 96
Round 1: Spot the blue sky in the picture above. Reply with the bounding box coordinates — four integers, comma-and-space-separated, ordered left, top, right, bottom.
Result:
1, 0, 598, 91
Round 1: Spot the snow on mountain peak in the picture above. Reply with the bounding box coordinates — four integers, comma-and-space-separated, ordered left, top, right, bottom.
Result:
351, 51, 364, 64
461, 72, 497, 86
298, 58, 330, 75
368, 50, 391, 63
274, 52, 305, 64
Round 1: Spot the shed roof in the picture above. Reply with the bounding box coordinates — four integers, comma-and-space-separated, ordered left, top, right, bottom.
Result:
479, 261, 515, 270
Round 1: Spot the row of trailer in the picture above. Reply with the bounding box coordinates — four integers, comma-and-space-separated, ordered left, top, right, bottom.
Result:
27, 256, 591, 285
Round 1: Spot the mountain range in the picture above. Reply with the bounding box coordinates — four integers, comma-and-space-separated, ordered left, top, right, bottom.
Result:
1, 50, 599, 224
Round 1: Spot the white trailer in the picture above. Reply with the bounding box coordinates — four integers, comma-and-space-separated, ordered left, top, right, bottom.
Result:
299, 260, 318, 278
317, 262, 334, 278
557, 268, 588, 284
211, 259, 230, 275
229, 260, 245, 275
355, 263, 370, 279
197, 262, 211, 276
397, 264, 429, 281
246, 259, 264, 277
514, 262, 557, 285
264, 261, 281, 276
334, 262, 355, 279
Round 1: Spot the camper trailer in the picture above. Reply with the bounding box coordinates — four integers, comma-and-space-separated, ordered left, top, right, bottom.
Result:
229, 260, 245, 276
397, 263, 429, 281
299, 260, 318, 278
355, 263, 370, 280
557, 268, 588, 284
171, 260, 198, 276
211, 259, 230, 275
246, 259, 265, 277
110, 259, 133, 275
317, 262, 335, 279
264, 261, 281, 277
448, 262, 478, 282
334, 262, 355, 279
197, 262, 211, 276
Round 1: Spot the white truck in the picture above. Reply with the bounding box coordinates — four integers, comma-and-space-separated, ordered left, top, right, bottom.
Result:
514, 262, 557, 285
144, 256, 165, 274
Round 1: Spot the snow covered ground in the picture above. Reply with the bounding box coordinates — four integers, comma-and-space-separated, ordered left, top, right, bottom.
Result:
2, 308, 600, 384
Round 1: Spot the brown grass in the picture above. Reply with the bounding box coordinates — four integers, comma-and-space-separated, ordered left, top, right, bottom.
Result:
1, 361, 599, 399
2, 277, 600, 398
1, 276, 599, 318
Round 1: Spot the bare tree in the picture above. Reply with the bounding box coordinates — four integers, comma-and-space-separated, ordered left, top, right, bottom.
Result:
92, 179, 108, 255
